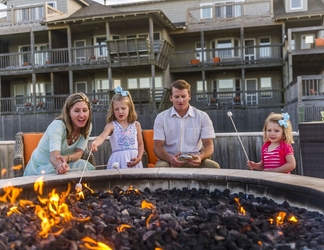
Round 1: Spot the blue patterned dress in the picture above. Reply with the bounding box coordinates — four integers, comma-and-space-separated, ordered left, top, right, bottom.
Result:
107, 121, 143, 169
23, 120, 95, 176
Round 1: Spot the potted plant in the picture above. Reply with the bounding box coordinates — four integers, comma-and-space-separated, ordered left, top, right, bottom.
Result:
190, 59, 200, 65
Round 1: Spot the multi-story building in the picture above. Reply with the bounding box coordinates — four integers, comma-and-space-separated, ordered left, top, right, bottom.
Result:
0, 0, 323, 140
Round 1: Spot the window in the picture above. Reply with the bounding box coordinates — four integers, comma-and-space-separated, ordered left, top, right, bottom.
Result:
260, 77, 272, 98
19, 46, 32, 64
96, 79, 109, 92
126, 32, 160, 40
219, 79, 234, 92
111, 35, 120, 40
291, 0, 302, 9
47, 2, 57, 8
212, 38, 239, 58
200, 4, 212, 19
76, 82, 87, 93
290, 39, 295, 50
215, 2, 242, 19
15, 85, 25, 105
217, 79, 235, 101
196, 81, 207, 101
94, 37, 108, 59
19, 44, 49, 65
196, 42, 206, 61
301, 35, 315, 49
128, 77, 162, 89
16, 2, 57, 22
28, 83, 51, 96
95, 79, 119, 92
259, 37, 271, 58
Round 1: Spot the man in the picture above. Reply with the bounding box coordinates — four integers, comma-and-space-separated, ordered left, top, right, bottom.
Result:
153, 79, 220, 168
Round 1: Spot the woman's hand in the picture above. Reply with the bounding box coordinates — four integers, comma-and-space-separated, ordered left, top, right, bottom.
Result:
55, 155, 70, 174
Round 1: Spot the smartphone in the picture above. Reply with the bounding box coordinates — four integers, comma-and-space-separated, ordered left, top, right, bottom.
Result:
178, 154, 193, 161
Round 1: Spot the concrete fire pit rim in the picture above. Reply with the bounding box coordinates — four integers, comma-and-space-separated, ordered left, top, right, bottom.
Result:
1, 169, 323, 213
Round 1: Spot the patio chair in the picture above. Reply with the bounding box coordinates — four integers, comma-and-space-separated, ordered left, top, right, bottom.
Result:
12, 132, 95, 177
142, 130, 158, 168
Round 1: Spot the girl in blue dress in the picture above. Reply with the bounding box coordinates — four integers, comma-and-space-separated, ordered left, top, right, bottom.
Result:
90, 86, 144, 169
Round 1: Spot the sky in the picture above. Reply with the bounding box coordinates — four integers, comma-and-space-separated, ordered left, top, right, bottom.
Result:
0, 0, 151, 9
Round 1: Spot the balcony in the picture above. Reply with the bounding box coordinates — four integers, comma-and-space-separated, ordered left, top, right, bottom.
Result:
170, 45, 282, 72
0, 89, 166, 115
0, 38, 174, 74
106, 38, 174, 69
195, 89, 284, 109
286, 26, 324, 74
187, 0, 272, 27
0, 3, 63, 27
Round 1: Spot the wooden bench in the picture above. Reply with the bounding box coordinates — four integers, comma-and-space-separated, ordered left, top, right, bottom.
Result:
12, 130, 157, 176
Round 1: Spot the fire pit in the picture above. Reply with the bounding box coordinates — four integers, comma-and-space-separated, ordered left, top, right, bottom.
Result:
0, 169, 324, 249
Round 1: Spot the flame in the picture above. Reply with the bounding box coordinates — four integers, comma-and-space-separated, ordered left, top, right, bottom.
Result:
3, 179, 92, 238
234, 198, 246, 216
84, 183, 94, 193
125, 185, 141, 195
269, 211, 297, 225
1, 169, 6, 176
0, 183, 23, 204
141, 200, 159, 228
81, 236, 112, 250
117, 224, 132, 233
12, 164, 23, 170
34, 176, 44, 195
7, 206, 21, 216
146, 213, 154, 228
289, 215, 298, 223
276, 211, 286, 226
141, 200, 156, 210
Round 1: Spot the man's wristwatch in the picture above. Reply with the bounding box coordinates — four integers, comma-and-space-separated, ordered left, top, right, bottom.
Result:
67, 155, 72, 163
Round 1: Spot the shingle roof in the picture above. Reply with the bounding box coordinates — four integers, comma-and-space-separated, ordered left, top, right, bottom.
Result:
68, 0, 122, 19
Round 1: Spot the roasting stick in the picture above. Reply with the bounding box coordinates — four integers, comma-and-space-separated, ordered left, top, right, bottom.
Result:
227, 111, 251, 170
75, 148, 93, 192
94, 162, 120, 169
112, 162, 121, 178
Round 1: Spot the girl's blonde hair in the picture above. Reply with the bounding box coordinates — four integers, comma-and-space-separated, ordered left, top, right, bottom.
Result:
56, 92, 92, 139
106, 91, 137, 123
262, 112, 294, 144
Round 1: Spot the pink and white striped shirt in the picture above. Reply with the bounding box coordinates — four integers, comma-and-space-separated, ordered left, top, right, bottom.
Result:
261, 141, 294, 173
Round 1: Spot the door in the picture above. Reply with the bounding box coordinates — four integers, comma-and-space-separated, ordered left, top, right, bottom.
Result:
75, 40, 86, 62
244, 39, 255, 63
245, 79, 257, 105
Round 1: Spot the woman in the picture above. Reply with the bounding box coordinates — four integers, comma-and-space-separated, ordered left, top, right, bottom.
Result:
23, 92, 95, 176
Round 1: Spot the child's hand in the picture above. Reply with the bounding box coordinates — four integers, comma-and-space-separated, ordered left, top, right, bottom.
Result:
247, 160, 255, 170
127, 157, 140, 168
90, 142, 98, 152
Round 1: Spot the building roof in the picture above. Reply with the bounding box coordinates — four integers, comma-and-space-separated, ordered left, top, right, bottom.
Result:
45, 0, 177, 30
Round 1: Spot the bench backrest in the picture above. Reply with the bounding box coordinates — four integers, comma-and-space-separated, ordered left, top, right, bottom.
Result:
23, 133, 44, 165
142, 129, 158, 168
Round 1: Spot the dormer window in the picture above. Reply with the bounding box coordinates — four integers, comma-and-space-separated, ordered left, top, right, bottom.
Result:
291, 0, 302, 9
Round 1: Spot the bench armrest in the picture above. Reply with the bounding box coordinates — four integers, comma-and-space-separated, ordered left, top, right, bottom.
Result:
142, 151, 148, 168
13, 132, 25, 177
81, 148, 96, 166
